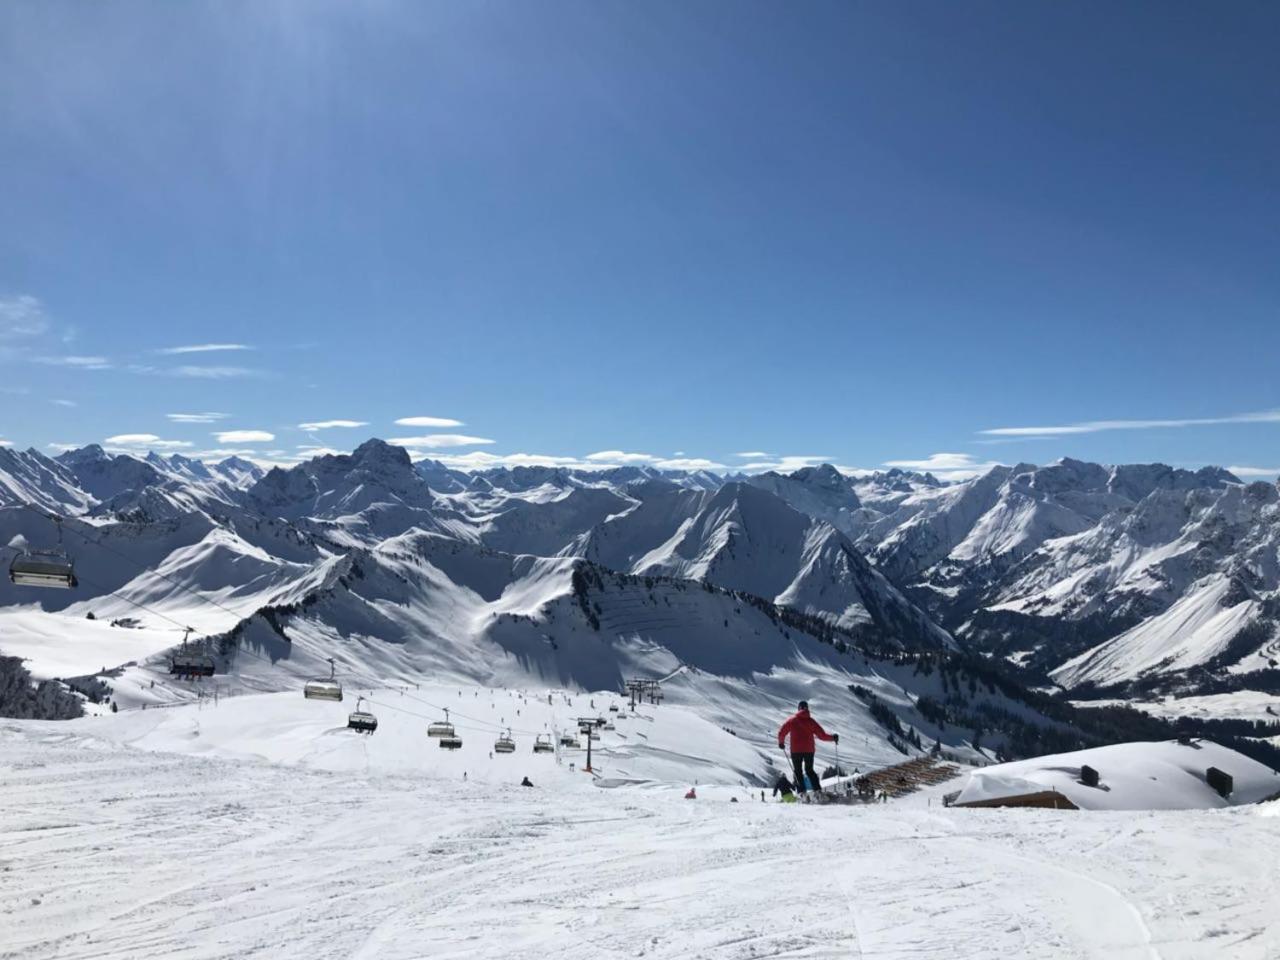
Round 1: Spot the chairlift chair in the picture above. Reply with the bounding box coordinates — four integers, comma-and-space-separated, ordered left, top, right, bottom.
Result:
348, 696, 378, 734
494, 729, 516, 754
303, 658, 343, 702
533, 734, 554, 754
558, 733, 579, 748
9, 549, 78, 589
9, 517, 77, 589
427, 708, 456, 738
169, 628, 216, 678
439, 735, 463, 750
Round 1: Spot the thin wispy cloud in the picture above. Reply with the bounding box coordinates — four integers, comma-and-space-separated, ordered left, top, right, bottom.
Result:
428, 451, 600, 470
104, 433, 193, 450
737, 455, 838, 474
655, 457, 724, 471
167, 412, 230, 424
51, 399, 76, 407
1227, 465, 1280, 478
214, 430, 275, 443
0, 295, 50, 339
734, 451, 770, 459
394, 416, 464, 428
981, 409, 1280, 438
47, 443, 81, 453
883, 452, 1002, 479
583, 450, 725, 470
387, 434, 495, 448
169, 365, 258, 379
298, 419, 368, 430
157, 343, 253, 355
293, 445, 346, 459
35, 355, 111, 369
585, 450, 660, 464
0, 439, 12, 448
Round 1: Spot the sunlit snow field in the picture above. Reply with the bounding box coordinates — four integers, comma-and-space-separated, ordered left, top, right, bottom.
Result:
3, 690, 1278, 960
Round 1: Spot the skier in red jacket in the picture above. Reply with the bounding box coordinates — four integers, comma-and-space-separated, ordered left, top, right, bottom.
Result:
778, 701, 837, 795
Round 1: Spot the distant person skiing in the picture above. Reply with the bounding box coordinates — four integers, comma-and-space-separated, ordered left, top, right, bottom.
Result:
521, 776, 534, 787
778, 701, 837, 795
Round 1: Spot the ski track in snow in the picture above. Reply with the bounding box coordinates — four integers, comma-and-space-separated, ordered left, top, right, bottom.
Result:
2, 726, 1278, 960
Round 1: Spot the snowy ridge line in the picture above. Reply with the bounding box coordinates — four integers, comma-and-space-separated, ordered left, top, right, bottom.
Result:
38, 508, 625, 740
19, 502, 266, 626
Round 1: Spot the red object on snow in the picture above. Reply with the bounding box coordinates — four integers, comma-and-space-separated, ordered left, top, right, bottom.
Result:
777, 707, 834, 753
684, 787, 697, 799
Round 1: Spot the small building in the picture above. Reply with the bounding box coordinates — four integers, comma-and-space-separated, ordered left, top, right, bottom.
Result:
951, 739, 1280, 811
952, 788, 1077, 811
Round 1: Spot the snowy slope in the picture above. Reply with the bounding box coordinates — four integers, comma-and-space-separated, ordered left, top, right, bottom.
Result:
5, 719, 1280, 960
0, 446, 95, 515
628, 482, 952, 647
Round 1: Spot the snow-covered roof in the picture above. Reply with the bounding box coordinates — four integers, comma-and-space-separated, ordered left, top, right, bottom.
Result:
954, 740, 1280, 811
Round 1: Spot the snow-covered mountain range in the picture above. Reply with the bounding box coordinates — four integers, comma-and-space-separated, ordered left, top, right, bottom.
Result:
1, 440, 1276, 765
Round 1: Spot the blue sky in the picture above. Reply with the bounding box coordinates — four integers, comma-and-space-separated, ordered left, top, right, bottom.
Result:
2, 1, 1278, 479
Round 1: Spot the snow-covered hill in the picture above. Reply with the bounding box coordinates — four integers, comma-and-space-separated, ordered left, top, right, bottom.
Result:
954, 738, 1280, 810
7, 716, 1280, 960
4, 439, 1280, 761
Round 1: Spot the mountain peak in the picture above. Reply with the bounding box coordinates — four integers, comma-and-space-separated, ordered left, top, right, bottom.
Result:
352, 438, 413, 470
789, 463, 847, 490
56, 443, 109, 465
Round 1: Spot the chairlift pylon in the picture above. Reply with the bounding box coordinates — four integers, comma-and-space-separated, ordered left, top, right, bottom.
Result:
303, 658, 343, 702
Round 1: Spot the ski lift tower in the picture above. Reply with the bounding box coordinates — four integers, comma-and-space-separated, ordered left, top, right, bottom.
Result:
577, 719, 597, 773
625, 678, 664, 710
625, 679, 643, 710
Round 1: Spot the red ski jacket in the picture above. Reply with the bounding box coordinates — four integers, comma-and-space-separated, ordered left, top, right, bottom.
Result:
777, 708, 833, 754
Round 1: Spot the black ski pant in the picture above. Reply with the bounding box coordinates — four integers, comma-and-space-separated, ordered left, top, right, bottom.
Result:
791, 752, 819, 793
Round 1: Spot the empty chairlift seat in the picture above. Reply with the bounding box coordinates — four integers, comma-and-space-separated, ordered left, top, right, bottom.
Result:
559, 733, 579, 748
9, 549, 77, 589
427, 708, 456, 739
533, 734, 554, 754
494, 730, 516, 754
304, 658, 343, 702
348, 697, 378, 734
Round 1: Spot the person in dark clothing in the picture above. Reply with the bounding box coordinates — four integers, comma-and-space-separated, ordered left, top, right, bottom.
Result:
520, 776, 534, 787
772, 774, 795, 798
777, 700, 838, 794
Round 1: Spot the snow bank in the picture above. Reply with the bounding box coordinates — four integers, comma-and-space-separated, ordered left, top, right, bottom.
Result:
954, 739, 1280, 810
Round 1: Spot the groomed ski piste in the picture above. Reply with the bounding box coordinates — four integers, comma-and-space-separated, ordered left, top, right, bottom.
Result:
4, 686, 1280, 959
